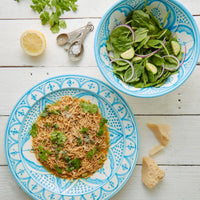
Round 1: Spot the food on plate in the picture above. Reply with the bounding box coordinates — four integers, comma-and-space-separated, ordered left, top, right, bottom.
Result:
142, 156, 165, 188
14, 0, 78, 33
20, 30, 46, 56
149, 144, 164, 157
106, 0, 185, 88
147, 123, 170, 146
30, 95, 109, 179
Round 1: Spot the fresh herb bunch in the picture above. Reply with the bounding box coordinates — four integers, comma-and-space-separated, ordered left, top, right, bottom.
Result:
106, 1, 184, 88
14, 0, 78, 33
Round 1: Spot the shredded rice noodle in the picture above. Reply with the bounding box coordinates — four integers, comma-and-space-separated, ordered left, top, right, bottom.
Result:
31, 96, 109, 179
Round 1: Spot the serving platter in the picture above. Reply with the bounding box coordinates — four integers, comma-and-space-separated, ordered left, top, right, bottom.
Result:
5, 75, 139, 200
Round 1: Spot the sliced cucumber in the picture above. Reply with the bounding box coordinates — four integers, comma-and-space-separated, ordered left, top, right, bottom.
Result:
146, 62, 157, 74
132, 56, 142, 62
171, 40, 181, 56
120, 47, 135, 59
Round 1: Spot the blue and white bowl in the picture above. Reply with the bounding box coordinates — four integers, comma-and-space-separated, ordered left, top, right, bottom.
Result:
94, 0, 200, 98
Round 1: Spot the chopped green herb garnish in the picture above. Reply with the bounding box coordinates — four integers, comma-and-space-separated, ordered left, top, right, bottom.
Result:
30, 123, 38, 138
79, 127, 88, 134
42, 139, 47, 144
44, 123, 49, 127
100, 118, 108, 127
55, 164, 62, 174
87, 151, 93, 159
82, 173, 88, 178
66, 158, 81, 172
38, 145, 52, 161
52, 123, 58, 129
87, 147, 99, 159
97, 128, 104, 137
80, 101, 98, 114
55, 147, 61, 154
38, 152, 48, 161
97, 118, 108, 137
51, 131, 67, 146
89, 140, 94, 144
64, 156, 70, 162
50, 109, 61, 115
65, 105, 70, 111
40, 106, 49, 118
99, 159, 103, 164
76, 137, 82, 146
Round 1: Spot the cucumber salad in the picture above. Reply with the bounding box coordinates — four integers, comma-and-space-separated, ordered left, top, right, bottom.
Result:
106, 0, 186, 88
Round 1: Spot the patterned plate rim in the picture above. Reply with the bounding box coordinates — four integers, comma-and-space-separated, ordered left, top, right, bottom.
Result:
4, 74, 139, 200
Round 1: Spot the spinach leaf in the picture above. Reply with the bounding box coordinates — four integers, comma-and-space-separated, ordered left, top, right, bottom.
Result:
151, 54, 164, 66
110, 26, 134, 52
147, 39, 163, 49
113, 64, 130, 72
134, 28, 149, 43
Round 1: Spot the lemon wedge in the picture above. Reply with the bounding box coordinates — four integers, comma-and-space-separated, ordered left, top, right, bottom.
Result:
20, 30, 46, 56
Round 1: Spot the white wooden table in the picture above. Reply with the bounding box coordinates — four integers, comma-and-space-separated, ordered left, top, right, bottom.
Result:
0, 0, 200, 199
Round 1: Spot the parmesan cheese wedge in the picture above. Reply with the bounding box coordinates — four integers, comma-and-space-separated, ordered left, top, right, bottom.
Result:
142, 156, 165, 189
149, 145, 164, 157
147, 123, 170, 146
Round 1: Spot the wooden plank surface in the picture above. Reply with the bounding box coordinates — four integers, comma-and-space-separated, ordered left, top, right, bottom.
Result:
1, 165, 200, 200
0, 65, 200, 116
1, 0, 200, 199
0, 17, 200, 67
0, 0, 199, 18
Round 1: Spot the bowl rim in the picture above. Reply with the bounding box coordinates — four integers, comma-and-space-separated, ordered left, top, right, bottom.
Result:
94, 0, 200, 98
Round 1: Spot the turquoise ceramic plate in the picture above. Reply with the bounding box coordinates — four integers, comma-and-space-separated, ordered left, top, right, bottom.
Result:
5, 75, 139, 200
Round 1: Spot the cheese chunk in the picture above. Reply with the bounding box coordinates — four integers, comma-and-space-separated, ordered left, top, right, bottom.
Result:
142, 156, 165, 189
147, 123, 170, 146
149, 145, 164, 157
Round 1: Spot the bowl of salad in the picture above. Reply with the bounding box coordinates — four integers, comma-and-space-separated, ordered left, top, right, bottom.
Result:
94, 0, 200, 97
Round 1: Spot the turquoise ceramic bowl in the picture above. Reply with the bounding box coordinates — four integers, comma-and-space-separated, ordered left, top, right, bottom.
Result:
94, 0, 200, 98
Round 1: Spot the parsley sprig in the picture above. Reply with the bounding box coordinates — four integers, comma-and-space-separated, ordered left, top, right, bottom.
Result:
14, 0, 78, 33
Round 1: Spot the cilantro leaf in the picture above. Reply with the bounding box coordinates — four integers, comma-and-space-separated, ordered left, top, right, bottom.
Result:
55, 164, 62, 174
76, 137, 82, 146
65, 105, 70, 111
87, 147, 99, 159
38, 145, 52, 161
66, 158, 81, 172
80, 101, 98, 114
79, 127, 88, 134
40, 11, 50, 25
51, 131, 67, 146
59, 20, 67, 29
30, 123, 38, 138
97, 118, 108, 137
